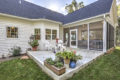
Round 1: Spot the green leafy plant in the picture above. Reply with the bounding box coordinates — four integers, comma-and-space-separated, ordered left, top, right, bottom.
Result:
10, 46, 21, 56
46, 58, 55, 65
29, 40, 39, 47
71, 55, 82, 62
56, 52, 62, 58
45, 58, 64, 68
61, 51, 74, 59
56, 51, 82, 62
55, 61, 64, 68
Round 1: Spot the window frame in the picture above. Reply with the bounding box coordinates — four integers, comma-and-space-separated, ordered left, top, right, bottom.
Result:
52, 30, 57, 40
6, 26, 18, 38
34, 28, 41, 40
45, 29, 57, 40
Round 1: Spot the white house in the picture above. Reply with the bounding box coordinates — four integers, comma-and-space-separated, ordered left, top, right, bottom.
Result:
0, 0, 118, 58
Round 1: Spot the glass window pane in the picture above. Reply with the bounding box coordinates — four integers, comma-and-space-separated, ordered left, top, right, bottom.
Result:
7, 27, 18, 38
46, 29, 51, 40
46, 29, 51, 34
52, 30, 57, 40
46, 35, 51, 40
34, 29, 40, 40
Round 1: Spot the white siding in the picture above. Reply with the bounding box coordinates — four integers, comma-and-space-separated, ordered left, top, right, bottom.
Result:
33, 21, 60, 50
0, 16, 61, 58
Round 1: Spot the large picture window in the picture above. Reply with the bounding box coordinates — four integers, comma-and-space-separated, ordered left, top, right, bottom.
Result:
7, 27, 18, 38
46, 29, 57, 40
34, 29, 40, 40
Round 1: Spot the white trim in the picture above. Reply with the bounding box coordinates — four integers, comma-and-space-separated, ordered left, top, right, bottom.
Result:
70, 29, 78, 48
109, 0, 114, 15
5, 26, 19, 40
45, 28, 58, 40
87, 23, 90, 50
0, 13, 62, 24
63, 13, 109, 26
103, 15, 107, 52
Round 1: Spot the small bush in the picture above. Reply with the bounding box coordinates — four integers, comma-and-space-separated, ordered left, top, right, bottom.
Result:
10, 46, 21, 56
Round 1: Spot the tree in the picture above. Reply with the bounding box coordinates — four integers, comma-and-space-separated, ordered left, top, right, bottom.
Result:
65, 0, 84, 14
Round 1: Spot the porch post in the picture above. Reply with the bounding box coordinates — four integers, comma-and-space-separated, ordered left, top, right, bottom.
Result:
87, 23, 90, 50
103, 20, 107, 52
114, 26, 116, 47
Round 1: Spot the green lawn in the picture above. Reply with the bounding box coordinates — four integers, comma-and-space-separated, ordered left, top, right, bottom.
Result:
0, 47, 120, 80
0, 59, 52, 80
68, 47, 120, 80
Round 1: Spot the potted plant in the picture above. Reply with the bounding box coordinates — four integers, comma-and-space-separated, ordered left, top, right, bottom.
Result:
29, 40, 39, 51
44, 58, 66, 75
61, 51, 74, 64
70, 52, 82, 68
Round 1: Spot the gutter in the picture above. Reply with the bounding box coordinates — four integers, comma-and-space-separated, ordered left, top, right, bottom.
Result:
0, 13, 62, 24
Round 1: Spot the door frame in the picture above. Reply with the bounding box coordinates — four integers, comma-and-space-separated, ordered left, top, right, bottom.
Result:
70, 29, 78, 48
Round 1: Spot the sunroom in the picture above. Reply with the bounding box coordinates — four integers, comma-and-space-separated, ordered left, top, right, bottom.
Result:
63, 20, 115, 52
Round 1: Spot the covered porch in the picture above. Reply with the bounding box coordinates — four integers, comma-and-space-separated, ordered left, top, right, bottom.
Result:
63, 20, 115, 52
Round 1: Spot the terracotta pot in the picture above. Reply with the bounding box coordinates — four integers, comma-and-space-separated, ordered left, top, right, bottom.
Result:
64, 59, 70, 64
32, 46, 38, 51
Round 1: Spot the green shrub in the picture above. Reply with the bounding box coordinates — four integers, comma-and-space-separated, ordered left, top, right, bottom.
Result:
11, 46, 21, 56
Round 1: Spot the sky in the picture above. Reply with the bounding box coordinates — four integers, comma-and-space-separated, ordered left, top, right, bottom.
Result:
25, 0, 98, 14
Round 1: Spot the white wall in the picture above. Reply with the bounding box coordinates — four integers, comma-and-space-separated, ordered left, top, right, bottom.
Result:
0, 16, 61, 58
0, 16, 34, 58
34, 21, 60, 50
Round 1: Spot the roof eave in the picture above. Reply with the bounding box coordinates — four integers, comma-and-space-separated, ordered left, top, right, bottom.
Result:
0, 13, 62, 24
63, 12, 110, 26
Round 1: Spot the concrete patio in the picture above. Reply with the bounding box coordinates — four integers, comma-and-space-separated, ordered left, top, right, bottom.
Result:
27, 49, 104, 80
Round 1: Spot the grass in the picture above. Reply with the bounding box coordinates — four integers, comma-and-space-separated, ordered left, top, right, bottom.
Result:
0, 47, 120, 80
68, 47, 120, 80
0, 59, 52, 80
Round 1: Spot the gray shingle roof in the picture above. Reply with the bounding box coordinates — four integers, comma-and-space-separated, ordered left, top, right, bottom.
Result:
0, 0, 65, 22
64, 0, 113, 24
0, 0, 113, 24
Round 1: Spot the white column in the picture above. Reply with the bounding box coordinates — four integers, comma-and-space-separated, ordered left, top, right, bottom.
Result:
87, 23, 90, 50
103, 20, 107, 52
